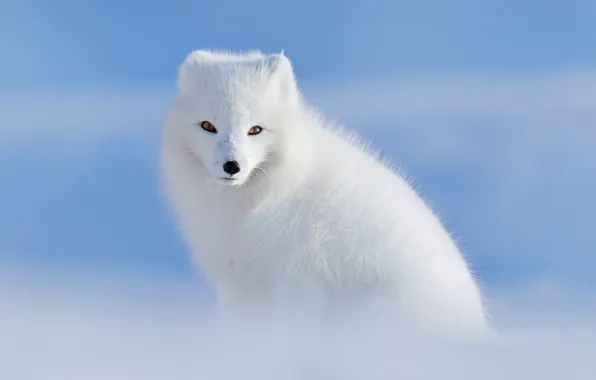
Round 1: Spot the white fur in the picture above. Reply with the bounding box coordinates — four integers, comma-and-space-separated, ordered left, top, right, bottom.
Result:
160, 49, 490, 335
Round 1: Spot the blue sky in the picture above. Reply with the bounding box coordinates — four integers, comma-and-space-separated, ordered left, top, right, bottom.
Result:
1, 1, 596, 377
3, 0, 596, 88
2, 0, 594, 284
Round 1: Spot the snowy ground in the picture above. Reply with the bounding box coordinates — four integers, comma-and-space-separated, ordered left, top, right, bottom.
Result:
2, 266, 595, 380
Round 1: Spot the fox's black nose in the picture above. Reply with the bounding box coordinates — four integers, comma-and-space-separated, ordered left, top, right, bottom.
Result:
223, 160, 241, 175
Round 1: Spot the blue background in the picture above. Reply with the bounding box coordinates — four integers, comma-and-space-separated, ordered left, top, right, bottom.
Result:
1, 0, 595, 295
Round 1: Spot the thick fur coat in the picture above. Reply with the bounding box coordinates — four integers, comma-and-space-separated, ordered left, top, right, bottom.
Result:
161, 49, 489, 335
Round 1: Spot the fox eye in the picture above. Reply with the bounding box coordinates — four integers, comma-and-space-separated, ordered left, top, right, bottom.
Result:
200, 121, 217, 133
248, 125, 263, 135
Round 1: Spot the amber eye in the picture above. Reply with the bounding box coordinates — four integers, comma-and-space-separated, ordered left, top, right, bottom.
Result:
200, 121, 217, 133
248, 125, 263, 135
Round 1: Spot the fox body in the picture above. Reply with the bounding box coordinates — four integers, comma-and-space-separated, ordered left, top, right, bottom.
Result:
161, 50, 489, 334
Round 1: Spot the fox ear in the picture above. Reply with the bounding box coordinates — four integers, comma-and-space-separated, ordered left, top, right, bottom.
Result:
263, 52, 299, 104
177, 50, 213, 93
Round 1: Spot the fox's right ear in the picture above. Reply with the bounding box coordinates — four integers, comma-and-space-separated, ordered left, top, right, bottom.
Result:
177, 50, 213, 93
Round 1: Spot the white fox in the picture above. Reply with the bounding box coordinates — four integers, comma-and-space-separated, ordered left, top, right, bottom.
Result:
160, 49, 489, 335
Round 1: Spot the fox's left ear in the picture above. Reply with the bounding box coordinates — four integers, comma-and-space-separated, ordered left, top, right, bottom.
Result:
263, 51, 299, 104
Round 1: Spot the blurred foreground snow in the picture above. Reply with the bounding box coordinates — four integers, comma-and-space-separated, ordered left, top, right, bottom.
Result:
1, 266, 595, 380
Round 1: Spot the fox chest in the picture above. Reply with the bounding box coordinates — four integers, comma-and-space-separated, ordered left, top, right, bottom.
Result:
192, 198, 313, 275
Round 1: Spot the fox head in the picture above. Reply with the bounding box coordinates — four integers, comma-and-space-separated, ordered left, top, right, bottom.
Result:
169, 49, 301, 187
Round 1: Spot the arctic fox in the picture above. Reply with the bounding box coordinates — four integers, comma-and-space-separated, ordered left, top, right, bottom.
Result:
161, 49, 489, 334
